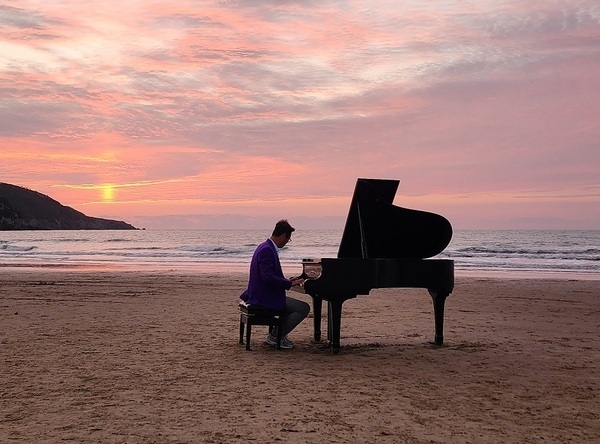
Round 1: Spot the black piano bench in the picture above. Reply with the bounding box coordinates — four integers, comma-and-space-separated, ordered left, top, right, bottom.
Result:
238, 302, 284, 350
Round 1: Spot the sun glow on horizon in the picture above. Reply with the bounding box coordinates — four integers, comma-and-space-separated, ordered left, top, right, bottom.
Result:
101, 184, 115, 202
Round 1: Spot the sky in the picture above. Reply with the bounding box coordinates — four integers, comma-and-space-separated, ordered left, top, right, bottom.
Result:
1, 1, 599, 230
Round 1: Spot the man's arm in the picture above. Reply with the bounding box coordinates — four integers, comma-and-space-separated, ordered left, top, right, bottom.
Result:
257, 249, 293, 290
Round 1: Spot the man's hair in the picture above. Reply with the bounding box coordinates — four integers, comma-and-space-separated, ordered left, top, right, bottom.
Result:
272, 219, 295, 237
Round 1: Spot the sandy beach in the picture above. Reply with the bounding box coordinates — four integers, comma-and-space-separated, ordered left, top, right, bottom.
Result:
1, 270, 598, 443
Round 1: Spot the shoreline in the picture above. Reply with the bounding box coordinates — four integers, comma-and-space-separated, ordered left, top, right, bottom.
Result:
1, 261, 598, 281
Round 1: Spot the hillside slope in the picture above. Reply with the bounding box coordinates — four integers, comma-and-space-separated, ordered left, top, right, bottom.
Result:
0, 183, 136, 230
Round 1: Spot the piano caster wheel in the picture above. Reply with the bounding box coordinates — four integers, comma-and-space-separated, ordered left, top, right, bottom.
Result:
328, 341, 340, 353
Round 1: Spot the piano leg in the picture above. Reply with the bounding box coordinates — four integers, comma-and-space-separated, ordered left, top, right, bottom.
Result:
428, 290, 450, 346
326, 301, 332, 344
327, 300, 343, 354
311, 296, 323, 343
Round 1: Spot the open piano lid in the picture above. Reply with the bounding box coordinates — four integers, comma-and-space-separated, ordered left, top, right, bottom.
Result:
337, 178, 453, 260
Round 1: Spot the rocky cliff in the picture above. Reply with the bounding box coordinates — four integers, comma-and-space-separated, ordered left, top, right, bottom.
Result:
0, 183, 136, 230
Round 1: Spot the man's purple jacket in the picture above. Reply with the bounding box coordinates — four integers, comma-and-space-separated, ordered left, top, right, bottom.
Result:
240, 239, 292, 311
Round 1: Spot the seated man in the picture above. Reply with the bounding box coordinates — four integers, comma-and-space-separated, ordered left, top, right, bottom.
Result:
240, 219, 310, 349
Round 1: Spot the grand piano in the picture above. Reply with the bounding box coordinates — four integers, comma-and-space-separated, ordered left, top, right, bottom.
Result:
297, 178, 454, 353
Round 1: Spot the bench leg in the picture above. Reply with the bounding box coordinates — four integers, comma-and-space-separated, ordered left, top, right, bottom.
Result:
275, 323, 282, 349
245, 323, 252, 350
239, 317, 245, 345
268, 324, 283, 349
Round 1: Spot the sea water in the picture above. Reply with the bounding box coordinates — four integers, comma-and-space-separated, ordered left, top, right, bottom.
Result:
1, 229, 598, 279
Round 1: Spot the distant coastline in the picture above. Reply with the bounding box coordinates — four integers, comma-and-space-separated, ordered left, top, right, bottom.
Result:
0, 183, 136, 230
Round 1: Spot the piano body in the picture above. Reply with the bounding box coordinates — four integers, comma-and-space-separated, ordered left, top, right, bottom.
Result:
299, 178, 454, 353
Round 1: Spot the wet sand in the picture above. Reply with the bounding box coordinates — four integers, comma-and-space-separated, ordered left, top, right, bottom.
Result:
1, 270, 599, 443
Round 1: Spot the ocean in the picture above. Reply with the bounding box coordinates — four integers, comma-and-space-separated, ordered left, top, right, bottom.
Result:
1, 229, 599, 280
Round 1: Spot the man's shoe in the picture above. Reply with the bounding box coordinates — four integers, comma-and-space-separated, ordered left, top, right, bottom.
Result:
281, 336, 295, 349
265, 334, 277, 346
265, 334, 294, 349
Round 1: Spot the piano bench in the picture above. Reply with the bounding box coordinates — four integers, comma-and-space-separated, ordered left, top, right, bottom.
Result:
238, 303, 284, 350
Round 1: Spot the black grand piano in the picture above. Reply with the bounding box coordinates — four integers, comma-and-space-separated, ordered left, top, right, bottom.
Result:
297, 178, 454, 353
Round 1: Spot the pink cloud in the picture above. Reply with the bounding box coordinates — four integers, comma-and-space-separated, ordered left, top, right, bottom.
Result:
1, 1, 599, 229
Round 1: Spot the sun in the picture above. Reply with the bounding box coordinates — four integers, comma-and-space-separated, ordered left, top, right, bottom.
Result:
101, 184, 115, 202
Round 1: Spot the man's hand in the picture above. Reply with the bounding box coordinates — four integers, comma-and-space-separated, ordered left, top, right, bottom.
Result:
289, 277, 305, 287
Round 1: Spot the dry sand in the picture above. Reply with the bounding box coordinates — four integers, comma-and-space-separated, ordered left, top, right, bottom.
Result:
1, 270, 598, 443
